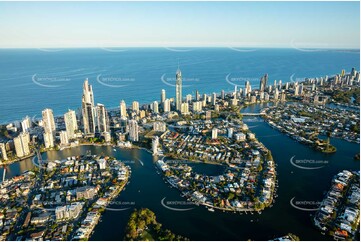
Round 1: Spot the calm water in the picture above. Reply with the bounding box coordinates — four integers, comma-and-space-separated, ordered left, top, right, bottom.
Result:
1, 103, 359, 241
0, 48, 359, 124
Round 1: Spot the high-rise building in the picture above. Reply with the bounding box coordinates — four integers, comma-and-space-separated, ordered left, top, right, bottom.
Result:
120, 100, 127, 119
0, 143, 8, 161
21, 116, 32, 132
181, 103, 189, 115
59, 131, 69, 145
152, 136, 159, 156
259, 74, 268, 92
163, 99, 170, 113
212, 128, 218, 139
193, 101, 203, 112
274, 88, 279, 101
221, 90, 225, 100
161, 89, 166, 104
81, 78, 96, 136
152, 101, 159, 114
64, 109, 78, 139
96, 103, 110, 133
202, 94, 207, 106
212, 92, 217, 105
280, 90, 286, 102
128, 120, 139, 142
14, 132, 30, 157
195, 90, 200, 101
132, 101, 139, 114
175, 68, 182, 111
42, 108, 56, 134
43, 131, 54, 148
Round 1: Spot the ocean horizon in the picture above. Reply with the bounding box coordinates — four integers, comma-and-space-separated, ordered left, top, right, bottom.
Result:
0, 47, 359, 124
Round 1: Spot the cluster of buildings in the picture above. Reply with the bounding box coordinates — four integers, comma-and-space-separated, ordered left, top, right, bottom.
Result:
162, 118, 258, 163
264, 103, 360, 149
157, 147, 276, 212
0, 171, 35, 240
314, 170, 360, 240
0, 155, 129, 240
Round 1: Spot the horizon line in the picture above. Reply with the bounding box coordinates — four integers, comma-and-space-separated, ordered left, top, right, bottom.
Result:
0, 46, 359, 50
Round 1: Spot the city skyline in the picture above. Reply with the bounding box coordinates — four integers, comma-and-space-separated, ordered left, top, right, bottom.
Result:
0, 1, 359, 49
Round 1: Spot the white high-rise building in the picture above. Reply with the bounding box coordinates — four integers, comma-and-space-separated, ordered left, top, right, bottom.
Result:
161, 89, 166, 103
42, 108, 56, 134
96, 103, 110, 133
128, 120, 139, 142
181, 103, 189, 115
43, 131, 54, 148
14, 132, 30, 157
0, 143, 8, 161
152, 136, 159, 156
212, 128, 218, 139
153, 121, 166, 132
152, 101, 159, 114
132, 101, 139, 114
186, 94, 192, 103
120, 100, 127, 119
163, 99, 171, 112
212, 92, 217, 105
59, 131, 69, 145
81, 78, 96, 136
21, 116, 32, 132
193, 101, 203, 112
175, 68, 182, 111
64, 109, 78, 139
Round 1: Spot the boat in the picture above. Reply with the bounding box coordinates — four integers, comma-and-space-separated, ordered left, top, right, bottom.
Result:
113, 149, 116, 151
208, 208, 215, 212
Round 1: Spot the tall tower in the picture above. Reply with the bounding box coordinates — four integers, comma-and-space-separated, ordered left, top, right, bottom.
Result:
81, 78, 95, 136
120, 100, 127, 119
161, 89, 166, 104
64, 109, 78, 139
96, 103, 110, 133
42, 108, 56, 134
175, 68, 182, 111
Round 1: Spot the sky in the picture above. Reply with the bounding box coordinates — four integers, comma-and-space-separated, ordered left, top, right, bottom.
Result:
0, 1, 359, 49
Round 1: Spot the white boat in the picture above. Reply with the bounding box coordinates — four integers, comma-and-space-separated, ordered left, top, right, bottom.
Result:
113, 149, 116, 151
208, 208, 215, 212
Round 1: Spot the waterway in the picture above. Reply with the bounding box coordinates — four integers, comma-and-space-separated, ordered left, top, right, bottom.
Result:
0, 103, 359, 240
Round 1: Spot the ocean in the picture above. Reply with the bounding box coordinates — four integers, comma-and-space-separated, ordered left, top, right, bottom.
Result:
0, 47, 359, 124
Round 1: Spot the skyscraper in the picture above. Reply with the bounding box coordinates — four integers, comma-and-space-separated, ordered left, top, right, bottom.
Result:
59, 131, 69, 145
212, 92, 217, 105
81, 78, 95, 136
132, 101, 139, 114
259, 74, 268, 92
64, 109, 78, 139
96, 103, 110, 133
161, 89, 166, 104
0, 143, 8, 161
14, 132, 30, 157
120, 100, 127, 119
21, 116, 32, 133
128, 120, 139, 142
195, 90, 200, 101
42, 108, 56, 134
152, 101, 159, 114
175, 68, 182, 111
43, 131, 54, 148
163, 99, 170, 112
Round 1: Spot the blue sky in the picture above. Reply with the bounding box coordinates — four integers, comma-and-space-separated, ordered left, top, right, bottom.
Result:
0, 1, 359, 48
